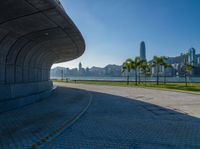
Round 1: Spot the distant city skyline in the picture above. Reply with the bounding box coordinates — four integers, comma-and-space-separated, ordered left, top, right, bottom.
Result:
52, 0, 200, 69
51, 49, 200, 79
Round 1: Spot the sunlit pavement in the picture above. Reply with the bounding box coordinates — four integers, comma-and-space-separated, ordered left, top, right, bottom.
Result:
0, 87, 90, 149
56, 83, 200, 118
42, 83, 200, 149
1, 83, 200, 148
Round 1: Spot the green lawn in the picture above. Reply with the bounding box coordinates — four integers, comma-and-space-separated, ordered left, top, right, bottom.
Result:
53, 80, 200, 94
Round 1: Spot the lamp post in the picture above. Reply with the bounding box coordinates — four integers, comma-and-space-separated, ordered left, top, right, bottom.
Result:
61, 69, 64, 81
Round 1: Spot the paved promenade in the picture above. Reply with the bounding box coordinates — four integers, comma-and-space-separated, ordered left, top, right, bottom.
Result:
0, 87, 91, 149
1, 83, 200, 148
56, 83, 200, 118
43, 83, 200, 149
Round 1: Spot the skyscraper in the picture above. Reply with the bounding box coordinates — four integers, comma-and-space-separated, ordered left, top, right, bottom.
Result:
79, 62, 82, 71
140, 41, 146, 60
188, 48, 196, 66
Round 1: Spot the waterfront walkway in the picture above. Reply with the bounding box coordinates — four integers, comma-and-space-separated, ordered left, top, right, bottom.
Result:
0, 87, 91, 149
44, 83, 200, 149
57, 82, 200, 118
1, 83, 200, 148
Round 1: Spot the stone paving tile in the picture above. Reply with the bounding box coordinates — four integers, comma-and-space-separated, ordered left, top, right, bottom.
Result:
56, 83, 200, 118
44, 89, 200, 149
0, 87, 90, 149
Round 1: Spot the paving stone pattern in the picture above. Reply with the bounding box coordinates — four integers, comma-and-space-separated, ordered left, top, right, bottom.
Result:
0, 87, 90, 149
44, 84, 200, 149
57, 83, 200, 118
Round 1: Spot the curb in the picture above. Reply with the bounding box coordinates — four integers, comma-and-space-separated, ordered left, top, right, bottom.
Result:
57, 82, 200, 96
130, 86, 200, 95
28, 90, 93, 149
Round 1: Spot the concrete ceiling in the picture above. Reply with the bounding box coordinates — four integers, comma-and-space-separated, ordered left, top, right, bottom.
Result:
0, 0, 85, 84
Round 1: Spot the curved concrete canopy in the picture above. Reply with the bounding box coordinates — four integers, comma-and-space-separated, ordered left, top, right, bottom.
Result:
0, 0, 85, 112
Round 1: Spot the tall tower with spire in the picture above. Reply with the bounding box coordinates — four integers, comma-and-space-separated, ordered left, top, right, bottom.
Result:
79, 62, 82, 71
140, 41, 146, 60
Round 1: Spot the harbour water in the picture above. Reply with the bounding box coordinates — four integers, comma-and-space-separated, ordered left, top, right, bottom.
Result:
51, 76, 200, 83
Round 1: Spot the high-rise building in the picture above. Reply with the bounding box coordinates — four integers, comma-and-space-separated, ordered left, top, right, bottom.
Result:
197, 57, 200, 65
79, 62, 82, 71
188, 48, 196, 66
140, 41, 146, 60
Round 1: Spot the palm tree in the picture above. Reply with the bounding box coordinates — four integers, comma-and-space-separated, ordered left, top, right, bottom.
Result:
141, 60, 150, 84
122, 59, 134, 85
134, 57, 142, 85
183, 63, 193, 86
152, 56, 166, 85
163, 63, 172, 84
181, 52, 193, 86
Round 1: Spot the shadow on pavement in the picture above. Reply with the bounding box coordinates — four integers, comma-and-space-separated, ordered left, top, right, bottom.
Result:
44, 86, 200, 149
0, 86, 200, 148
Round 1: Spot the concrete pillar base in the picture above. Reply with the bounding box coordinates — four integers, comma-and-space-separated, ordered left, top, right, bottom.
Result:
0, 81, 54, 113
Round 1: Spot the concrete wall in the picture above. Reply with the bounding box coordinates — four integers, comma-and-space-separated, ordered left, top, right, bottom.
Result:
0, 81, 53, 113
0, 0, 85, 112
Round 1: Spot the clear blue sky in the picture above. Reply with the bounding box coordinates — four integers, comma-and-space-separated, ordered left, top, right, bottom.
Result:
52, 0, 200, 69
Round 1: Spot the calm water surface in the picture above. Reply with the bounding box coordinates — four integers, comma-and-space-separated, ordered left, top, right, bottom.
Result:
51, 76, 200, 83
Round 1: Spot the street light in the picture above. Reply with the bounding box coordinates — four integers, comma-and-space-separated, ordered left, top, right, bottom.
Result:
61, 69, 64, 81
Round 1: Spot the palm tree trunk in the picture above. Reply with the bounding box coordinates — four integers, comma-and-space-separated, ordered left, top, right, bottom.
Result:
164, 69, 166, 84
135, 69, 138, 85
127, 73, 130, 85
156, 74, 159, 85
156, 65, 159, 85
138, 68, 141, 84
185, 73, 187, 87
